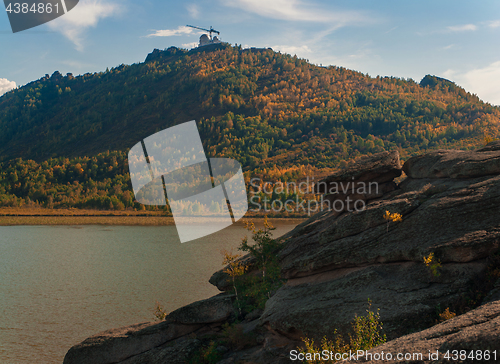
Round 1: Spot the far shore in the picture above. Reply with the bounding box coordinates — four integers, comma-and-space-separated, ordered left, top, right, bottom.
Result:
0, 207, 306, 226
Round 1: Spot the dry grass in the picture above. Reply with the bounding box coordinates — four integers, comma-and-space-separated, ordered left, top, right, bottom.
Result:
0, 207, 172, 225
0, 207, 162, 216
0, 207, 304, 226
0, 215, 176, 226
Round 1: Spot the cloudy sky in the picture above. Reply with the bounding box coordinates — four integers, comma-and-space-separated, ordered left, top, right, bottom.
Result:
1, 0, 499, 104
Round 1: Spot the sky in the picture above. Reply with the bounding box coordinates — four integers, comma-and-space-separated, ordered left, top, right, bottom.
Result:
1, 0, 499, 105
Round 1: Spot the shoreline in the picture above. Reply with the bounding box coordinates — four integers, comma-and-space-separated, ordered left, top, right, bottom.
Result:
0, 208, 306, 226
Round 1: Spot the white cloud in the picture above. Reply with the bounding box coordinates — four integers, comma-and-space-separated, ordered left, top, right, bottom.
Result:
384, 26, 398, 34
442, 69, 456, 80
182, 42, 199, 49
61, 60, 94, 69
147, 26, 196, 38
47, 0, 121, 51
0, 78, 16, 96
272, 44, 312, 56
443, 44, 454, 50
447, 24, 477, 32
187, 4, 199, 18
444, 61, 500, 105
487, 20, 500, 29
222, 0, 370, 26
462, 61, 500, 105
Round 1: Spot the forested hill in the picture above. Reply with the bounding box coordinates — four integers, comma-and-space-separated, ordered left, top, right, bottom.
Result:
0, 44, 499, 173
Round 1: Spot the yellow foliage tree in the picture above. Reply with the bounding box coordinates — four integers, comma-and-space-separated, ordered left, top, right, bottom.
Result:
221, 249, 247, 315
383, 210, 402, 232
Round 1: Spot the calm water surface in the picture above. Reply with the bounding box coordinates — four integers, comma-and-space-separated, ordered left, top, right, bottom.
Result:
0, 222, 298, 364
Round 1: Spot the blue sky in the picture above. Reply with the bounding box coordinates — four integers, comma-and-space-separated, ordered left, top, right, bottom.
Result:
1, 0, 499, 104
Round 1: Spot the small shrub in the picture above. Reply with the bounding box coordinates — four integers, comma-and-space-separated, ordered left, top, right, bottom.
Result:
221, 249, 247, 315
484, 134, 499, 145
239, 216, 280, 282
424, 252, 442, 277
220, 216, 285, 315
349, 305, 387, 351
221, 322, 256, 350
299, 301, 386, 363
301, 334, 347, 364
237, 216, 284, 311
438, 307, 456, 322
153, 300, 167, 321
383, 210, 402, 232
189, 341, 222, 364
237, 273, 280, 311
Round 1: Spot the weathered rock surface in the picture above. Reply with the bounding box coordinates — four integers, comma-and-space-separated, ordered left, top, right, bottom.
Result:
483, 278, 500, 304
118, 338, 202, 364
64, 144, 500, 364
261, 260, 489, 340
262, 170, 500, 340
344, 300, 500, 363
314, 151, 402, 212
62, 321, 202, 364
315, 151, 402, 192
278, 174, 500, 280
403, 143, 500, 179
167, 293, 234, 324
63, 293, 234, 364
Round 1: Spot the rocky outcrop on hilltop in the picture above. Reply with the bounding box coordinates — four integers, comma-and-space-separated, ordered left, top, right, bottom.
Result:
64, 143, 500, 364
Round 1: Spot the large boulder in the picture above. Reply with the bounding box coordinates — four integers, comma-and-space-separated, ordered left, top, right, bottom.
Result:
278, 175, 500, 280
261, 170, 500, 340
261, 260, 488, 340
209, 254, 257, 292
314, 151, 402, 213
209, 151, 404, 291
63, 293, 235, 364
167, 293, 235, 324
62, 321, 202, 364
476, 140, 500, 152
118, 338, 202, 364
315, 151, 402, 191
403, 142, 500, 179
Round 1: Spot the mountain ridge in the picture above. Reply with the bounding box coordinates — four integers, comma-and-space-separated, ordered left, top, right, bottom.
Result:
0, 45, 499, 211
0, 44, 498, 169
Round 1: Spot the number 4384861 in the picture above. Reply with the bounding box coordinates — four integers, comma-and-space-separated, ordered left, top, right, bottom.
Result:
444, 350, 497, 361
5, 2, 60, 14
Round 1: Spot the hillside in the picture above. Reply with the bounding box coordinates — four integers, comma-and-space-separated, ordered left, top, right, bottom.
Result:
0, 44, 499, 210
1, 45, 499, 164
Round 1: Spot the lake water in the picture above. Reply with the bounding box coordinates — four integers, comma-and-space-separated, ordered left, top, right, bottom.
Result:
0, 222, 299, 364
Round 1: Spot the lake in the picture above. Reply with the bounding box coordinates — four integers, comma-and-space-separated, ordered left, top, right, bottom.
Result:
0, 221, 299, 364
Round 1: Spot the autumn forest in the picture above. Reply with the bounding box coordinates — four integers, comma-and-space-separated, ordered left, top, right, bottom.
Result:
0, 44, 498, 212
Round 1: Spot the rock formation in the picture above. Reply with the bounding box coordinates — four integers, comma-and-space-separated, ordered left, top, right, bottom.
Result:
314, 150, 402, 213
262, 143, 500, 343
63, 294, 235, 364
63, 143, 500, 364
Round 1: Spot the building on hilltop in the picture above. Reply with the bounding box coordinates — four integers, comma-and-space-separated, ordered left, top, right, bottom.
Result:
187, 25, 222, 48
